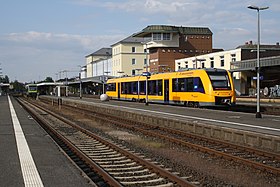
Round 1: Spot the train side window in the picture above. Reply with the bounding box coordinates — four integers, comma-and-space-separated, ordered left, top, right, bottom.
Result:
157, 80, 163, 96
178, 78, 185, 92
193, 77, 205, 93
132, 82, 138, 94
107, 83, 116, 91
121, 82, 126, 94
172, 78, 178, 92
148, 80, 154, 95
186, 78, 194, 92
139, 81, 145, 95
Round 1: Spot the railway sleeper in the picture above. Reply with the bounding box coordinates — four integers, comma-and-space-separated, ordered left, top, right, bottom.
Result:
100, 162, 137, 168
120, 177, 170, 186
114, 173, 157, 180
105, 165, 144, 172
87, 153, 122, 158
97, 159, 132, 165
90, 156, 126, 161
83, 150, 118, 156
109, 169, 150, 176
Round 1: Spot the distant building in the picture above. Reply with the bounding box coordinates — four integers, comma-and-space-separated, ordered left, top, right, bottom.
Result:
111, 35, 146, 77
85, 48, 112, 78
133, 25, 213, 73
176, 41, 280, 95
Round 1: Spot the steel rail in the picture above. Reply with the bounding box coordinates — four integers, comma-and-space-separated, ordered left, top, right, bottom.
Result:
18, 98, 122, 187
49, 98, 280, 176
20, 98, 196, 187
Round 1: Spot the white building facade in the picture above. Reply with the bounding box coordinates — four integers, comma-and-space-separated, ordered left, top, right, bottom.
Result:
111, 36, 146, 77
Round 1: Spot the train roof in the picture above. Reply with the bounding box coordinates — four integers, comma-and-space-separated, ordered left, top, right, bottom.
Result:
107, 68, 228, 83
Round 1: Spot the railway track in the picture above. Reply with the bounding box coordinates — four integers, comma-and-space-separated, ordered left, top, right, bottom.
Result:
38, 97, 280, 177
18, 98, 196, 187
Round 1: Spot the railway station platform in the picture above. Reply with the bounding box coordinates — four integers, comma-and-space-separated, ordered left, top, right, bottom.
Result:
0, 95, 92, 187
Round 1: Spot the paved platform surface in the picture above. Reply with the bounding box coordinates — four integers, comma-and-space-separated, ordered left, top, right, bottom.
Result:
0, 95, 92, 187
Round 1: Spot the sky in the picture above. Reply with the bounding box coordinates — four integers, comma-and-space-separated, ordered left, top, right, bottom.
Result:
0, 0, 279, 83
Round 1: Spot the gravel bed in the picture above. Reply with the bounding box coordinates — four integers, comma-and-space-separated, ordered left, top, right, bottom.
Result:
47, 104, 280, 187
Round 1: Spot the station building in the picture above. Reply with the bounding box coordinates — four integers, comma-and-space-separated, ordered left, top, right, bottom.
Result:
111, 35, 146, 77
133, 25, 214, 73
175, 42, 280, 96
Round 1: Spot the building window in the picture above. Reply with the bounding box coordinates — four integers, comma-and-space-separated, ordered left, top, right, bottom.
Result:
210, 57, 214, 68
231, 54, 236, 62
220, 56, 224, 67
202, 62, 205, 68
132, 69, 136, 76
153, 33, 161, 40
163, 33, 171, 40
132, 58, 136, 65
193, 62, 196, 68
144, 58, 147, 65
132, 47, 136, 53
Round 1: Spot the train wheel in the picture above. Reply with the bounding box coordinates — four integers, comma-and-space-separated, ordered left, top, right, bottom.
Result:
188, 102, 194, 107
194, 102, 200, 108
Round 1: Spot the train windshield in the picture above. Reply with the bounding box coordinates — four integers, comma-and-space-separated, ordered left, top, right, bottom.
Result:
28, 86, 37, 91
207, 71, 231, 90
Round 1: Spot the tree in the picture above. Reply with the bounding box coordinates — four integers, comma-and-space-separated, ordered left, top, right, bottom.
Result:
0, 75, 9, 83
44, 77, 54, 82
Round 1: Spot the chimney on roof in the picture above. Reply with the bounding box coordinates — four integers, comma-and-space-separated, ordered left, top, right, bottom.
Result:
249, 41, 253, 45
245, 41, 249, 45
276, 42, 279, 46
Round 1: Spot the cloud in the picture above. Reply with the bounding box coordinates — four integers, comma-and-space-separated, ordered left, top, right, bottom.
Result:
2, 31, 125, 53
0, 31, 124, 82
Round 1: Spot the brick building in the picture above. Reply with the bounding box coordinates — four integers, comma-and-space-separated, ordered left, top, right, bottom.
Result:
133, 25, 213, 73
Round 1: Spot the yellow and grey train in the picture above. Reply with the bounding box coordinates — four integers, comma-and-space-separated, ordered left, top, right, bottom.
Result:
106, 68, 236, 107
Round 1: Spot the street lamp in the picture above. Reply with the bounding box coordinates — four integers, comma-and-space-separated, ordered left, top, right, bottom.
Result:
142, 42, 149, 106
78, 65, 83, 99
102, 52, 111, 94
248, 5, 269, 118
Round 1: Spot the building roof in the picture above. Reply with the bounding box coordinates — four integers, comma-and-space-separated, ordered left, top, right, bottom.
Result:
236, 42, 280, 50
133, 25, 212, 37
85, 48, 112, 58
111, 35, 145, 47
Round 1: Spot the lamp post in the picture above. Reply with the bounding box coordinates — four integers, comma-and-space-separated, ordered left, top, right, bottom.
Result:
78, 65, 83, 99
144, 42, 149, 106
248, 5, 269, 118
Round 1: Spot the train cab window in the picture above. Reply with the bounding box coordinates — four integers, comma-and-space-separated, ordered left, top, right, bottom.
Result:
207, 71, 231, 90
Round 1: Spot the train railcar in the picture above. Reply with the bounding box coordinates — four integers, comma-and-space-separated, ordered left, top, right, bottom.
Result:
26, 84, 38, 98
106, 68, 236, 107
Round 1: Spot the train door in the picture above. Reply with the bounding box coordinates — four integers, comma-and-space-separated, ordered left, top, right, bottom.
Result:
164, 79, 169, 103
118, 83, 121, 100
